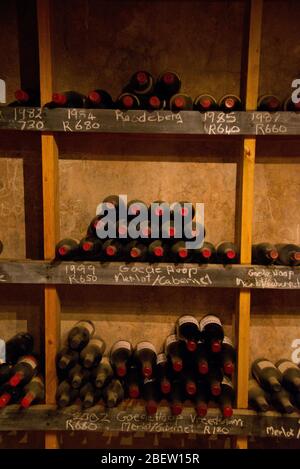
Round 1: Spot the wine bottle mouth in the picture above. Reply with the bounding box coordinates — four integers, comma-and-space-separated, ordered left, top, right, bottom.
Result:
224, 98, 235, 109
161, 380, 171, 394
174, 97, 184, 109
173, 360, 183, 373
15, 89, 29, 102
9, 372, 22, 387
118, 226, 127, 236
52, 93, 67, 105
293, 251, 300, 261
88, 91, 101, 104
20, 392, 34, 409
155, 208, 164, 216
58, 246, 68, 256
169, 227, 175, 237
223, 406, 233, 418
196, 403, 208, 417
146, 400, 158, 415
224, 363, 234, 375
226, 249, 236, 260
149, 96, 160, 109
269, 249, 279, 260
82, 241, 93, 252
186, 383, 196, 396
116, 365, 126, 377
211, 384, 221, 396
122, 95, 134, 108
163, 73, 175, 85
153, 246, 164, 257
186, 340, 197, 352
200, 98, 211, 109
106, 246, 117, 256
129, 386, 140, 399
0, 393, 11, 408
198, 362, 209, 375
130, 247, 141, 258
58, 357, 69, 369
211, 340, 222, 353
178, 248, 188, 259
143, 366, 152, 378
171, 403, 183, 416
268, 98, 279, 109
136, 72, 147, 85
202, 248, 211, 259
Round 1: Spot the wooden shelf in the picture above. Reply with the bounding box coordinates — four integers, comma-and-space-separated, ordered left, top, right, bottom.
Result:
0, 403, 298, 439
1, 107, 300, 136
0, 260, 299, 289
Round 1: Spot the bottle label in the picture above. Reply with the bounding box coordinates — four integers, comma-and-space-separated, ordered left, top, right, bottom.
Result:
178, 315, 199, 327
256, 360, 275, 371
222, 376, 234, 388
19, 356, 38, 370
157, 353, 167, 365
223, 336, 233, 347
88, 338, 105, 349
165, 334, 177, 349
199, 315, 221, 331
137, 342, 156, 354
277, 361, 299, 374
76, 320, 95, 336
111, 340, 131, 355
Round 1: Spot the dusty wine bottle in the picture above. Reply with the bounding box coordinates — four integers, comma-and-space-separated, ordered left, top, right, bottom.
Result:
169, 379, 184, 416
80, 337, 106, 368
86, 89, 114, 109
0, 384, 24, 408
127, 71, 154, 96
103, 240, 124, 260
219, 95, 242, 112
79, 236, 103, 259
208, 368, 224, 396
248, 378, 270, 412
169, 241, 192, 263
194, 381, 210, 417
252, 243, 279, 265
103, 379, 124, 408
56, 380, 79, 408
275, 359, 300, 393
50, 91, 86, 108
135, 341, 157, 378
276, 244, 300, 266
156, 71, 181, 98
182, 369, 197, 397
164, 334, 184, 373
11, 89, 40, 107
92, 357, 114, 389
195, 341, 209, 375
126, 362, 141, 399
56, 347, 79, 372
217, 376, 235, 418
68, 363, 90, 389
125, 240, 148, 262
192, 242, 216, 263
284, 97, 300, 112
252, 358, 282, 392
20, 375, 45, 408
110, 340, 132, 377
68, 320, 95, 351
257, 95, 281, 112
216, 242, 238, 264
220, 336, 236, 376
199, 315, 224, 353
194, 94, 218, 112
176, 315, 200, 352
156, 353, 171, 395
115, 93, 141, 110
80, 382, 102, 409
143, 377, 159, 415
169, 94, 193, 111
148, 240, 168, 261
55, 238, 80, 260
9, 355, 38, 387
270, 387, 295, 414
5, 332, 34, 364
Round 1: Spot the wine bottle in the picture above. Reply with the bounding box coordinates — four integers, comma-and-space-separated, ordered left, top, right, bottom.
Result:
92, 357, 113, 388
171, 201, 195, 220
164, 334, 184, 373
161, 220, 178, 242
169, 241, 192, 263
169, 379, 184, 416
55, 238, 80, 260
102, 194, 125, 216
86, 89, 114, 109
195, 341, 209, 375
110, 340, 132, 377
217, 376, 235, 418
56, 347, 79, 372
80, 382, 102, 409
208, 368, 223, 396
182, 369, 197, 397
192, 242, 216, 263
169, 94, 193, 111
11, 89, 40, 107
124, 240, 148, 261
257, 95, 281, 112
87, 215, 105, 238
156, 353, 171, 395
220, 336, 236, 376
143, 377, 159, 415
199, 315, 224, 353
56, 380, 79, 407
156, 71, 181, 98
0, 384, 24, 408
116, 219, 129, 241
219, 95, 242, 112
128, 71, 154, 96
127, 199, 147, 219
5, 332, 34, 364
194, 380, 210, 417
194, 94, 218, 112
50, 91, 86, 108
248, 378, 270, 412
80, 337, 106, 368
9, 355, 38, 387
20, 375, 45, 408
115, 93, 141, 110
284, 97, 300, 112
79, 236, 103, 259
68, 320, 95, 351
216, 242, 238, 264
176, 315, 200, 352
103, 240, 124, 260
103, 379, 124, 408
275, 359, 300, 393
68, 364, 90, 389
135, 341, 157, 378
252, 358, 282, 392
271, 388, 295, 414
143, 95, 166, 110
126, 362, 141, 399
151, 200, 169, 218
0, 363, 12, 385
276, 244, 300, 266
252, 243, 279, 265
148, 240, 168, 262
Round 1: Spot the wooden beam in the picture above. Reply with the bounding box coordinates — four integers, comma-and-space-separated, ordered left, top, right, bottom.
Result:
235, 0, 263, 450
37, 0, 60, 450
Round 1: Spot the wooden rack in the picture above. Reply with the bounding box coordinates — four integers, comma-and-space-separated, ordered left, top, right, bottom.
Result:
0, 0, 299, 450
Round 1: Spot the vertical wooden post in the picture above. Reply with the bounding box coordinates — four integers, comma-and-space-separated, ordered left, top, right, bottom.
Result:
37, 0, 60, 449
235, 0, 263, 450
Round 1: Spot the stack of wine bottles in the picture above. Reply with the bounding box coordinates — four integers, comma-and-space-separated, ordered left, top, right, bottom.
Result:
55, 195, 239, 264
252, 243, 300, 266
56, 315, 236, 417
8, 72, 300, 112
249, 358, 300, 414
0, 332, 44, 408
